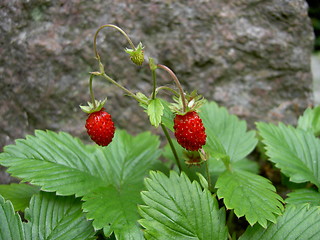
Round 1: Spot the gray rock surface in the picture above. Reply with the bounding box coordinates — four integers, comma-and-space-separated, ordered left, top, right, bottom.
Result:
0, 0, 314, 162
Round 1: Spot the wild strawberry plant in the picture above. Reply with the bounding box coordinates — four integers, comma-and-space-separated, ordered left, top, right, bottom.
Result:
0, 25, 320, 240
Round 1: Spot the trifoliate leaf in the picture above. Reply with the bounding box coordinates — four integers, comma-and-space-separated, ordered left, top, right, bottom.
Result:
139, 171, 228, 240
0, 183, 40, 211
24, 192, 95, 240
200, 102, 258, 163
83, 184, 144, 240
147, 98, 164, 128
0, 130, 161, 239
239, 204, 320, 240
0, 194, 24, 240
285, 188, 320, 206
0, 192, 95, 240
162, 137, 259, 185
257, 122, 320, 188
298, 105, 320, 136
216, 169, 284, 228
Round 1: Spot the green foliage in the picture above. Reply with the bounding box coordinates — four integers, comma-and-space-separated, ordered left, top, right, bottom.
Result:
200, 102, 258, 163
257, 122, 320, 188
138, 171, 228, 240
199, 102, 281, 227
0, 183, 40, 211
285, 189, 320, 206
0, 192, 95, 240
0, 194, 24, 240
0, 130, 161, 239
216, 169, 283, 228
159, 99, 175, 131
1, 101, 320, 239
239, 204, 320, 240
147, 98, 164, 128
24, 192, 95, 240
298, 106, 320, 136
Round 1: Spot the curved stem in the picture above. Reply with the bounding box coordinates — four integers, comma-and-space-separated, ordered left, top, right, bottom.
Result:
155, 86, 180, 97
93, 24, 136, 60
161, 124, 182, 172
157, 64, 187, 112
89, 74, 96, 108
100, 73, 140, 102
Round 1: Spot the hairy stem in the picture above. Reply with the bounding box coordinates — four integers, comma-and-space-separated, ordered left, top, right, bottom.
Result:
157, 64, 187, 112
93, 24, 136, 60
155, 86, 180, 97
100, 73, 140, 102
151, 69, 157, 100
89, 74, 96, 108
161, 124, 182, 172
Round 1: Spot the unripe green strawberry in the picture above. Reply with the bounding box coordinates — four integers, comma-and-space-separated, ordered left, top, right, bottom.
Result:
85, 108, 115, 146
174, 111, 206, 151
125, 42, 144, 66
130, 51, 144, 66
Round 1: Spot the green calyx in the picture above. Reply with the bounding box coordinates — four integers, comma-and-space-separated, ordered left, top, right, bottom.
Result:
183, 151, 205, 166
170, 90, 207, 115
80, 98, 107, 114
125, 42, 144, 66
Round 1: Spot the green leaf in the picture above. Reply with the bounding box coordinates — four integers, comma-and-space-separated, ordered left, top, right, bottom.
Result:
0, 192, 95, 240
239, 204, 320, 240
196, 172, 209, 189
139, 171, 228, 240
200, 102, 258, 163
0, 130, 105, 196
298, 106, 320, 136
24, 191, 95, 240
0, 183, 40, 211
286, 188, 320, 206
162, 137, 259, 186
257, 122, 320, 188
0, 194, 24, 240
147, 98, 164, 127
215, 169, 283, 228
0, 130, 161, 239
208, 157, 259, 186
159, 99, 174, 131
162, 138, 206, 181
83, 184, 144, 240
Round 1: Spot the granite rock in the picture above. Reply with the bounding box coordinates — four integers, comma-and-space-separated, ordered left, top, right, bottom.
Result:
0, 0, 314, 161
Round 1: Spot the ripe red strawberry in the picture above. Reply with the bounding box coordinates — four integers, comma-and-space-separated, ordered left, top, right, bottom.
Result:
85, 108, 115, 146
174, 111, 206, 151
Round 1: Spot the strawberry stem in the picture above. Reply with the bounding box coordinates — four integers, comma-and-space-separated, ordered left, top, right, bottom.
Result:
151, 68, 157, 100
205, 160, 212, 191
161, 124, 182, 172
89, 74, 96, 108
157, 64, 187, 112
93, 24, 136, 60
155, 86, 179, 97
100, 72, 140, 102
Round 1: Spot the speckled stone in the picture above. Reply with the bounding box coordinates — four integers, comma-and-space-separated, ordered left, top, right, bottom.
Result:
0, 0, 314, 158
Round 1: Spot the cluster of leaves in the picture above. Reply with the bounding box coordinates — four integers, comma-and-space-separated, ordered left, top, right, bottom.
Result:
0, 102, 320, 240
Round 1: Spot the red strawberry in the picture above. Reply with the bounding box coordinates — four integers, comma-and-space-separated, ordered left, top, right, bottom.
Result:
85, 108, 115, 146
174, 111, 206, 151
